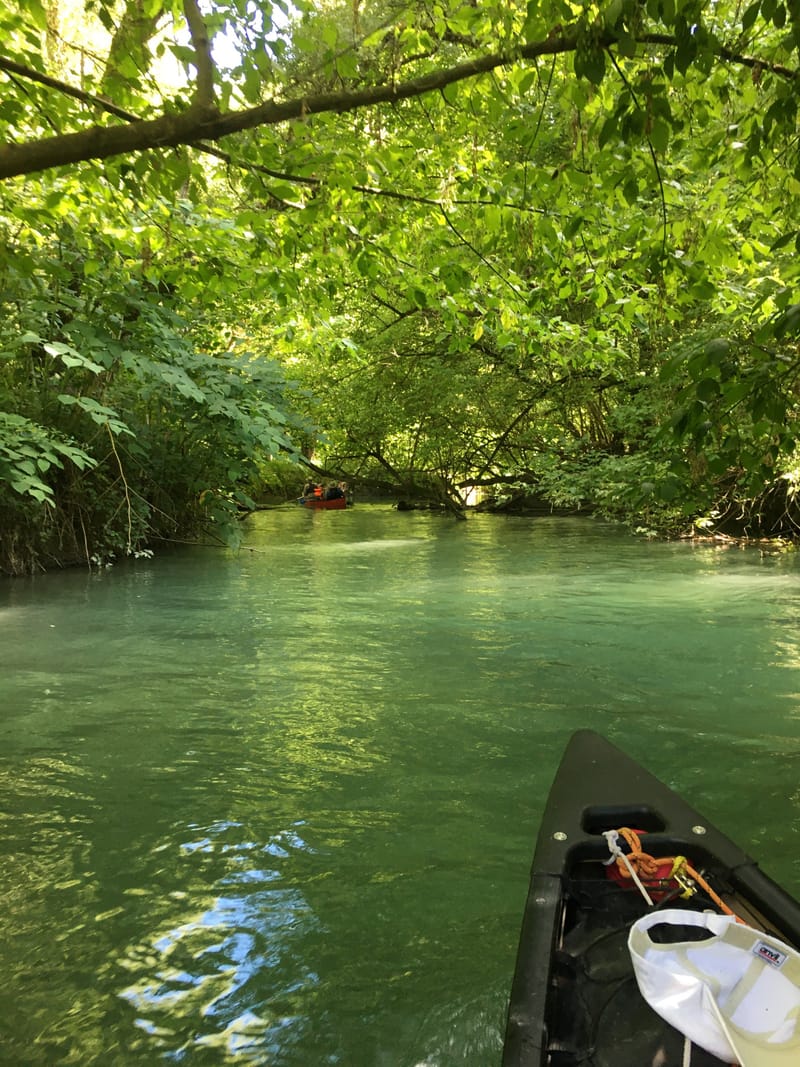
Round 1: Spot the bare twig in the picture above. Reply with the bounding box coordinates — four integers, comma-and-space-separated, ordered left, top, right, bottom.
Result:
106, 423, 133, 554
440, 205, 523, 297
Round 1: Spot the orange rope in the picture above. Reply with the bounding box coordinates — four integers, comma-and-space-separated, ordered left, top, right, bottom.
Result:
682, 860, 743, 922
611, 827, 743, 922
614, 827, 664, 882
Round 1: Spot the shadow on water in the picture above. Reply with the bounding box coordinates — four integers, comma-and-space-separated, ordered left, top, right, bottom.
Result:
1, 507, 800, 1063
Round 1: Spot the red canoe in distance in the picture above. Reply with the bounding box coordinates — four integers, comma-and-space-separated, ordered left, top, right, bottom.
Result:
300, 496, 347, 510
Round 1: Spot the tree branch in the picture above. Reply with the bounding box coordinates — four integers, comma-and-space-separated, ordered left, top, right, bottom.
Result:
0, 54, 136, 121
440, 205, 523, 297
0, 54, 543, 213
182, 0, 217, 112
102, 0, 162, 95
0, 31, 796, 181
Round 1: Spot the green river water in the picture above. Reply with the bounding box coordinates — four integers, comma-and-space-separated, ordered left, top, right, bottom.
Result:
2, 506, 800, 1065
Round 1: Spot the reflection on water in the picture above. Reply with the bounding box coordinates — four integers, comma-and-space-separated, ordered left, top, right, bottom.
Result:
120, 821, 318, 1063
1, 508, 800, 1064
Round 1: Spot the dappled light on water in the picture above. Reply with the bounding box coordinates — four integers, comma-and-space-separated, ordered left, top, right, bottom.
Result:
119, 821, 319, 1063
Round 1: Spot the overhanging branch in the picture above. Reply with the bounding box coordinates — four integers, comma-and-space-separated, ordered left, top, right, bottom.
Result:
0, 31, 796, 181
0, 55, 553, 213
0, 55, 136, 121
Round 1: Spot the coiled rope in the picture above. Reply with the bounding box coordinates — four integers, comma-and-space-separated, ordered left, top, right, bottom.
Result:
602, 826, 742, 920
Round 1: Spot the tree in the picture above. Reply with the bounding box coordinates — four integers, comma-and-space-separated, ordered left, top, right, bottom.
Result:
2, 0, 800, 573
0, 150, 307, 572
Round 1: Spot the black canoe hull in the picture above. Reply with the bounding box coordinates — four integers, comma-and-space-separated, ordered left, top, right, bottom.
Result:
503, 730, 800, 1066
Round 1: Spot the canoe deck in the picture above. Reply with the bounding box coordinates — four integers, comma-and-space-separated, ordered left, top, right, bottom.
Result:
503, 731, 800, 1066
533, 867, 733, 1064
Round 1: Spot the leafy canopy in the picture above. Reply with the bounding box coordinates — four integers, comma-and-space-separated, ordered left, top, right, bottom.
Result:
2, 0, 800, 572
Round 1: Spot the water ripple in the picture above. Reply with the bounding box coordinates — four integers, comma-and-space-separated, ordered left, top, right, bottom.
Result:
119, 819, 320, 1061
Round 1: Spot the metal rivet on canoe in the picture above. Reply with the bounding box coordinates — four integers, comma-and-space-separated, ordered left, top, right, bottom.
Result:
692, 825, 707, 835
553, 831, 568, 841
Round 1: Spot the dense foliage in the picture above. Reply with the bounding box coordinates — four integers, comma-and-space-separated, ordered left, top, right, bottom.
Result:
0, 182, 304, 572
1, 0, 800, 572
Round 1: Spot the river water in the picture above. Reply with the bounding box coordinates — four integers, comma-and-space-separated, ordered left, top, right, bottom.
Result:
2, 506, 800, 1065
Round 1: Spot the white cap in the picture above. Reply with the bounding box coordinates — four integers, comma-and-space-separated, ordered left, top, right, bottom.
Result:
629, 908, 800, 1064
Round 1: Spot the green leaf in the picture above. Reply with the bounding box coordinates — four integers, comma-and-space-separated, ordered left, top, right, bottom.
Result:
616, 33, 637, 58
518, 70, 537, 95
722, 382, 752, 407
362, 27, 386, 48
441, 82, 460, 105
690, 278, 717, 300
696, 378, 720, 401
57, 395, 133, 435
771, 230, 798, 252
741, 0, 761, 30
650, 120, 670, 154
10, 473, 53, 503
564, 215, 583, 239
43, 342, 104, 374
622, 178, 639, 204
582, 47, 607, 86
704, 339, 731, 365
26, 0, 48, 29
599, 116, 619, 147
674, 36, 696, 75
774, 303, 800, 338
